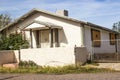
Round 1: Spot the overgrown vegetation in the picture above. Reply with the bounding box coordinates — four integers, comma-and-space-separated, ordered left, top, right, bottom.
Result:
19, 60, 38, 68
0, 34, 29, 50
0, 61, 116, 74
86, 60, 99, 66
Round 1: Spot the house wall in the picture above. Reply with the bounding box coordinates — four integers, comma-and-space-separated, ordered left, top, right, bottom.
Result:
6, 12, 83, 48
84, 25, 116, 54
84, 25, 92, 54
3, 11, 117, 54
34, 13, 83, 47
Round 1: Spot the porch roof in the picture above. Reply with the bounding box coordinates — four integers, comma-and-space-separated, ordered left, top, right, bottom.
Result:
22, 20, 62, 30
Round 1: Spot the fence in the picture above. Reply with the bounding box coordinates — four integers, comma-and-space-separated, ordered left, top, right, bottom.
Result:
91, 39, 120, 62
0, 47, 88, 66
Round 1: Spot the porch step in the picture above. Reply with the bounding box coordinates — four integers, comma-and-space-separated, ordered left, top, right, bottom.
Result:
3, 63, 18, 68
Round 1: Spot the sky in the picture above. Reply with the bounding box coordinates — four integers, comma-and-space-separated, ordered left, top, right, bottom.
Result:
0, 0, 120, 29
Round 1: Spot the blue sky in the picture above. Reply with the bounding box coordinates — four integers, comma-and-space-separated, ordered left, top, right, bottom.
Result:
0, 0, 120, 29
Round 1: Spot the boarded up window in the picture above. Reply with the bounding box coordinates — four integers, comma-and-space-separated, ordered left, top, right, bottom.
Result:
91, 29, 101, 47
110, 33, 116, 45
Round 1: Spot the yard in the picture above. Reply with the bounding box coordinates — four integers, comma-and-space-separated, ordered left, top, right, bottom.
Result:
0, 61, 117, 74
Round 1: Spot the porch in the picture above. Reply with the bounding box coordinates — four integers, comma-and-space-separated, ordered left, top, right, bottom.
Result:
22, 20, 63, 48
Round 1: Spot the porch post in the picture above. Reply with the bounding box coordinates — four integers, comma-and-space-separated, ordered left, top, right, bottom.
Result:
55, 28, 59, 47
30, 29, 33, 48
49, 28, 53, 47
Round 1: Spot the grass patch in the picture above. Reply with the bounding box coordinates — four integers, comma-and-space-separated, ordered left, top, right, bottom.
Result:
0, 61, 117, 74
86, 60, 99, 66
0, 65, 117, 74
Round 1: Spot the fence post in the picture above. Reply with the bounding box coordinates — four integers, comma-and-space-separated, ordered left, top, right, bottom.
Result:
90, 40, 94, 62
18, 46, 21, 63
116, 39, 118, 63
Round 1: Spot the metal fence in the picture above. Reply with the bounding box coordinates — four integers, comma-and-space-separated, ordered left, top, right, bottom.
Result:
91, 39, 120, 62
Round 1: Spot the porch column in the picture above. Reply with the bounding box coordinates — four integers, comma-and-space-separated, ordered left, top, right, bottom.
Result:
55, 28, 59, 47
36, 30, 41, 48
30, 29, 33, 48
80, 24, 85, 46
49, 28, 53, 47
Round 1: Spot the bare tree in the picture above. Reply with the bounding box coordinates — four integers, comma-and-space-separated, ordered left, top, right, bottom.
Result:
112, 21, 120, 32
0, 13, 12, 29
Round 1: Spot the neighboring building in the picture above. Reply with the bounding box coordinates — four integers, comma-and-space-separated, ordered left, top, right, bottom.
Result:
0, 8, 119, 66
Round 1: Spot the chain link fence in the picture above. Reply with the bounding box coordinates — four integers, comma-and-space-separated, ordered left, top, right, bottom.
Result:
91, 39, 120, 62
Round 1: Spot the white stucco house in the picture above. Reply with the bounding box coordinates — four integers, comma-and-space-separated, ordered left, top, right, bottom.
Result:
0, 8, 119, 66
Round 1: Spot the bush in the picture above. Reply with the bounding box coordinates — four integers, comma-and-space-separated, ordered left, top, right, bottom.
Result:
19, 60, 38, 68
0, 34, 29, 50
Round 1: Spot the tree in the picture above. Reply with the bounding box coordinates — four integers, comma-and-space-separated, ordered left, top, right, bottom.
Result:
0, 13, 12, 29
112, 21, 120, 32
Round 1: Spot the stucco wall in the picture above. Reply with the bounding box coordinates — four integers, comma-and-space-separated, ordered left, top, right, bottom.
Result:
75, 47, 88, 65
19, 47, 75, 66
84, 25, 116, 54
84, 25, 92, 54
0, 47, 88, 66
19, 47, 88, 66
0, 50, 18, 66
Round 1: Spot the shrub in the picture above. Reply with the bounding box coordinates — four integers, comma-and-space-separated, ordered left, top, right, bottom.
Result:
19, 60, 38, 68
0, 34, 29, 50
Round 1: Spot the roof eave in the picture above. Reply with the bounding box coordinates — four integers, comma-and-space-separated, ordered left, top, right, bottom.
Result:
87, 22, 119, 34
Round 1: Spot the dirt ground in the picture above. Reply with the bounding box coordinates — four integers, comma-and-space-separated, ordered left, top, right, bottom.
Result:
0, 73, 120, 80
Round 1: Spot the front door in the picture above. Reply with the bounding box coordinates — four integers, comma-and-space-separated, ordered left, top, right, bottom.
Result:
41, 30, 49, 48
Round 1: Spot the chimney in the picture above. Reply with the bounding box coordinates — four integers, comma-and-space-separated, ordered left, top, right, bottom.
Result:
56, 10, 68, 16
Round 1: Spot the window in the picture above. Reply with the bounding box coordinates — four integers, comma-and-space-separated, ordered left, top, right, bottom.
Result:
91, 29, 101, 47
109, 33, 116, 45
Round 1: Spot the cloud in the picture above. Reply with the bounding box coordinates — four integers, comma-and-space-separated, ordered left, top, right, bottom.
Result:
0, 0, 120, 28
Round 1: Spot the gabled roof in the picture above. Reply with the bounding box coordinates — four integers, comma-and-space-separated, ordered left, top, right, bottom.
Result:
0, 8, 119, 34
0, 8, 86, 32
